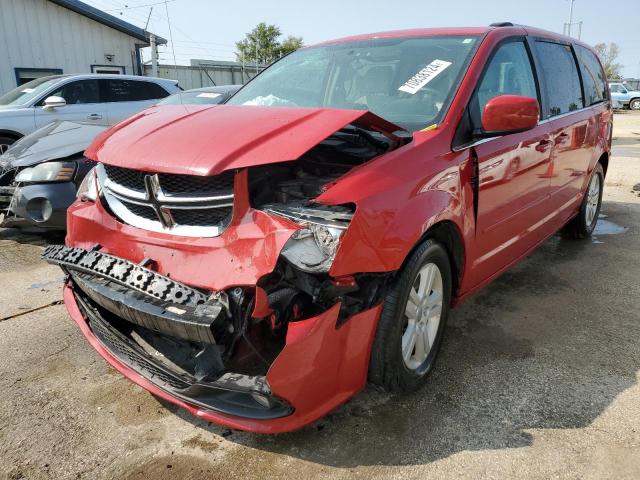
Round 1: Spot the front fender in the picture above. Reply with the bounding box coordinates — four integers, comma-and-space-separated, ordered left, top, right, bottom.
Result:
331, 188, 464, 277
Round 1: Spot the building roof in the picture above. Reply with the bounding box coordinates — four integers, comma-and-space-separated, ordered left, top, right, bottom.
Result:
48, 0, 167, 45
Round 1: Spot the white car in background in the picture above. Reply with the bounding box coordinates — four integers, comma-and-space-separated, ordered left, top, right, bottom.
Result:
0, 74, 180, 153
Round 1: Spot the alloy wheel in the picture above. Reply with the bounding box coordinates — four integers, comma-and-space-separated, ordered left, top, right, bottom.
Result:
585, 171, 601, 228
401, 262, 443, 370
0, 143, 10, 155
631, 99, 640, 110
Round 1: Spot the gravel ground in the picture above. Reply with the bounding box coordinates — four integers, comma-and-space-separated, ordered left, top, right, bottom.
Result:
1, 113, 639, 480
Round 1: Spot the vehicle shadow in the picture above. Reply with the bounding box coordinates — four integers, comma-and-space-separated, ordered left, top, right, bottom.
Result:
152, 200, 640, 466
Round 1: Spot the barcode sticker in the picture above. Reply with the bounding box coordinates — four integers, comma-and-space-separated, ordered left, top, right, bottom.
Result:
398, 59, 452, 95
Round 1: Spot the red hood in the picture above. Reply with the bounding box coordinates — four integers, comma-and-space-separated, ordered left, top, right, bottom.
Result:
85, 105, 403, 176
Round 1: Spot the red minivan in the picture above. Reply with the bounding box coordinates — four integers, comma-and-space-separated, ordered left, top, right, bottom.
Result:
45, 23, 612, 433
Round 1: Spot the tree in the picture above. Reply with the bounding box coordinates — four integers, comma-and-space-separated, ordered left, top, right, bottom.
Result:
236, 23, 303, 64
593, 42, 623, 79
278, 36, 304, 57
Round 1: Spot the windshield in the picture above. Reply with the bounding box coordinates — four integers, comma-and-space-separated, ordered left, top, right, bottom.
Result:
228, 35, 480, 131
0, 76, 64, 107
157, 90, 228, 106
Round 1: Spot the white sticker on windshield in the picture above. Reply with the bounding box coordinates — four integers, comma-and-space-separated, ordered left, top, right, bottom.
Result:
21, 88, 35, 93
462, 38, 473, 44
197, 92, 222, 98
398, 59, 452, 95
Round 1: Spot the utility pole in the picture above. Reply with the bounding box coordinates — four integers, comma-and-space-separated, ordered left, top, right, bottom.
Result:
150, 34, 158, 77
255, 40, 259, 76
567, 0, 575, 37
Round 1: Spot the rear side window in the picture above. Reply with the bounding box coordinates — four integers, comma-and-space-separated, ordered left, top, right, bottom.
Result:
534, 41, 584, 118
473, 40, 538, 120
575, 45, 607, 105
105, 80, 169, 102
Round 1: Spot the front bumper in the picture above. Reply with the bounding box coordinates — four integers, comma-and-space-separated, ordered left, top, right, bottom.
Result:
1, 182, 76, 229
54, 195, 384, 432
62, 279, 382, 433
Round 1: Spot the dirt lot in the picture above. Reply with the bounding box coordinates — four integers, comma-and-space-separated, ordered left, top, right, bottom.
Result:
1, 113, 640, 480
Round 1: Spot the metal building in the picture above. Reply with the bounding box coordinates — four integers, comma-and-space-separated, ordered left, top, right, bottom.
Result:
0, 0, 166, 93
144, 59, 266, 90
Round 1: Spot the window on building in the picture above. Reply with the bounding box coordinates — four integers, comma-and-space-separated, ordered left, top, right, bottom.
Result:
91, 65, 125, 75
534, 41, 584, 117
14, 68, 63, 86
575, 45, 607, 105
105, 80, 170, 102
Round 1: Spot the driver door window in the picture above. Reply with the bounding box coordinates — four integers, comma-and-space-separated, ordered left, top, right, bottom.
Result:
34, 80, 106, 128
474, 41, 538, 116
47, 80, 100, 104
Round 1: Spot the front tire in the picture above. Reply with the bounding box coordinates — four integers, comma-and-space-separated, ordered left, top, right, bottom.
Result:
563, 163, 604, 239
630, 98, 640, 110
0, 135, 17, 155
369, 239, 452, 392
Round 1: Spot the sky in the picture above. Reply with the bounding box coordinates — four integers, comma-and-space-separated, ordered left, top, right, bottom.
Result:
84, 0, 640, 78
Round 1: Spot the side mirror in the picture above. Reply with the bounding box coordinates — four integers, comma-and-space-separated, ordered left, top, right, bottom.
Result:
42, 96, 66, 110
479, 94, 539, 137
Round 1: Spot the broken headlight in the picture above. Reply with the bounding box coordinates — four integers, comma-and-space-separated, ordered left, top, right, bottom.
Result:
76, 167, 99, 202
265, 205, 354, 273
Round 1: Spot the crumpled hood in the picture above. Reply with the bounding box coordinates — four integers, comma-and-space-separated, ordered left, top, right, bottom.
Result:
85, 105, 403, 176
2, 121, 107, 168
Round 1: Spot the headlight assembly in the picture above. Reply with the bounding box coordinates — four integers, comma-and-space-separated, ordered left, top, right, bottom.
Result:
76, 166, 99, 202
265, 205, 354, 273
15, 161, 76, 183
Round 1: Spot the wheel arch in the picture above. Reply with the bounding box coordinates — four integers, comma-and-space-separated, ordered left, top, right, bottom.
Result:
0, 130, 23, 141
407, 220, 465, 299
598, 151, 609, 178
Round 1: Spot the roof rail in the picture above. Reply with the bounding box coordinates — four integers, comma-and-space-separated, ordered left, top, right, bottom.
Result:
489, 22, 514, 27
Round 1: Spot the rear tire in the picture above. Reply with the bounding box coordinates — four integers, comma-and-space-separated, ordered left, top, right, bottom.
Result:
563, 163, 604, 239
369, 239, 452, 393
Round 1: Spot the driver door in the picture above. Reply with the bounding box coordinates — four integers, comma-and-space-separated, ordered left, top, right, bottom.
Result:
467, 39, 554, 288
34, 79, 106, 128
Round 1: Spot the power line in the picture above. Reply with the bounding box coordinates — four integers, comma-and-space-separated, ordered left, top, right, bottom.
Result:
102, 0, 178, 11
164, 0, 177, 66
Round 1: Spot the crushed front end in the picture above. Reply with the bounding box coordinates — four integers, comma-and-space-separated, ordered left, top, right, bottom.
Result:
46, 106, 405, 433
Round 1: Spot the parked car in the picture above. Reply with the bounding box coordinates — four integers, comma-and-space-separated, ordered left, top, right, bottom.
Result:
0, 85, 239, 230
45, 23, 612, 433
0, 121, 107, 229
609, 82, 640, 110
0, 74, 180, 153
156, 85, 242, 106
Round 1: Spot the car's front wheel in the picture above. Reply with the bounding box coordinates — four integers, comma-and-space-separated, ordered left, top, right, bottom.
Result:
0, 135, 16, 155
563, 162, 604, 238
369, 239, 451, 392
630, 98, 640, 110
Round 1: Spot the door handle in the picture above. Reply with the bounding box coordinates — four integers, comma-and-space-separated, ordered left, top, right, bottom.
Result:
535, 139, 552, 152
555, 133, 569, 145
87, 114, 102, 120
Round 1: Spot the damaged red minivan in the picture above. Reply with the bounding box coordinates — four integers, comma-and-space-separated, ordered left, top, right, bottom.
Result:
45, 24, 611, 433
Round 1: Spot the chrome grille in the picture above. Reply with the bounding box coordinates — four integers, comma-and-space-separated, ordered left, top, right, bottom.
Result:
98, 164, 234, 237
